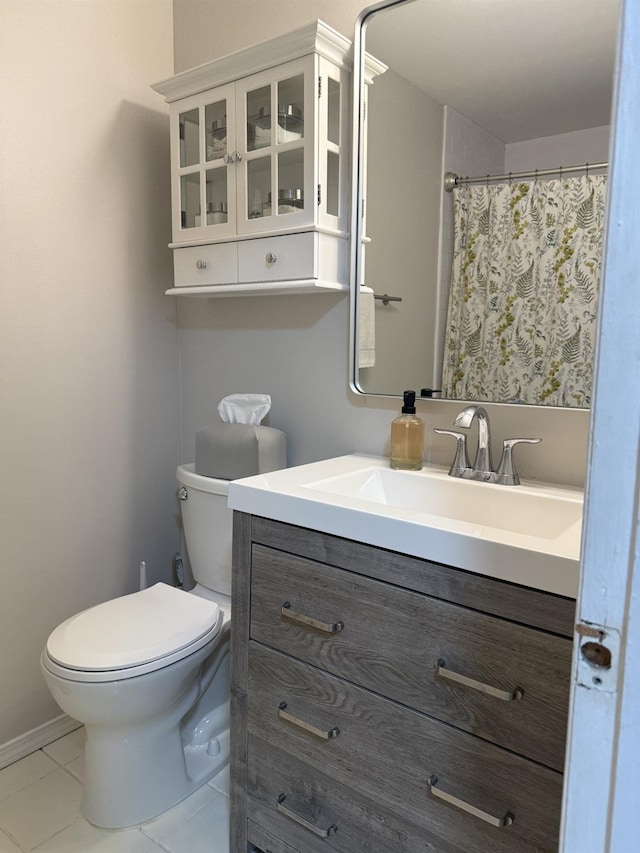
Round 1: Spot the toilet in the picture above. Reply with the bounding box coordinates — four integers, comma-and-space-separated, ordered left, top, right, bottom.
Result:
41, 464, 233, 829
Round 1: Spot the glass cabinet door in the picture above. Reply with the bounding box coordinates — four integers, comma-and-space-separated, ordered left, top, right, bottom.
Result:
317, 56, 348, 232
245, 84, 272, 221
235, 57, 314, 235
203, 97, 231, 228
174, 83, 236, 240
178, 109, 200, 229
170, 53, 346, 242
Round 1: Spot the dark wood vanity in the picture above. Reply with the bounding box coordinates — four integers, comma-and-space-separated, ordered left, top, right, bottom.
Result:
230, 513, 575, 852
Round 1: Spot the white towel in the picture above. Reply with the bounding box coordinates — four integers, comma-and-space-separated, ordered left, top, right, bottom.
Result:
358, 286, 376, 368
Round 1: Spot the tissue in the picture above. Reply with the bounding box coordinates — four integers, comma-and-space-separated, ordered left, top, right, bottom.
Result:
217, 393, 271, 425
195, 393, 286, 479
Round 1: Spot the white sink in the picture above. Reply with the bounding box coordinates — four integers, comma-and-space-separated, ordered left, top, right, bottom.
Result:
304, 465, 581, 541
227, 454, 583, 597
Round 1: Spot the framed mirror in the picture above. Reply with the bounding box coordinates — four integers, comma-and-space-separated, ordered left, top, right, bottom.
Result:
351, 0, 619, 408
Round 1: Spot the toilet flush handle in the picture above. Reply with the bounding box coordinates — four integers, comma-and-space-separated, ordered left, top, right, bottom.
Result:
177, 487, 188, 501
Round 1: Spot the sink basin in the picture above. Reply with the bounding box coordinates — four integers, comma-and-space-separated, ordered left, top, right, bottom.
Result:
227, 454, 583, 597
304, 465, 581, 541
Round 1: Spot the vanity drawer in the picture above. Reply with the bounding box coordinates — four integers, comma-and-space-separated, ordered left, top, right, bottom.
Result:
248, 820, 299, 853
173, 242, 238, 287
237, 233, 315, 283
247, 643, 562, 852
248, 735, 432, 853
247, 700, 561, 853
250, 545, 572, 771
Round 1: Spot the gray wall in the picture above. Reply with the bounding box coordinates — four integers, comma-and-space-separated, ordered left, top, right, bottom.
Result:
0, 0, 178, 746
173, 0, 590, 489
361, 71, 443, 394
505, 125, 610, 172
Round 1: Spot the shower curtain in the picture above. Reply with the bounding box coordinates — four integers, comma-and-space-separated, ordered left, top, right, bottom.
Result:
441, 174, 607, 407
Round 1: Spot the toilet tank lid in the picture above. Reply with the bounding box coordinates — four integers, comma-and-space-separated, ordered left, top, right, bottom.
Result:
177, 463, 229, 495
46, 583, 222, 672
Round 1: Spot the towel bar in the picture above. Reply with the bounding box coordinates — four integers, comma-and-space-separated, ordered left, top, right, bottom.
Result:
374, 293, 402, 306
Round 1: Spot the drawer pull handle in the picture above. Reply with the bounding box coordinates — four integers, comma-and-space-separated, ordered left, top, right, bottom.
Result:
265, 252, 278, 264
277, 794, 338, 838
278, 702, 340, 740
428, 776, 514, 828
436, 659, 524, 702
281, 601, 344, 634
196, 259, 207, 270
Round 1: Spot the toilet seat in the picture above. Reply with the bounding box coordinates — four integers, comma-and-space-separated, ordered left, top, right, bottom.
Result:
43, 583, 223, 683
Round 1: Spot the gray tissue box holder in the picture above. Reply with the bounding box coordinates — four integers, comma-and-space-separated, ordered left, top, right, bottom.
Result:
195, 421, 287, 480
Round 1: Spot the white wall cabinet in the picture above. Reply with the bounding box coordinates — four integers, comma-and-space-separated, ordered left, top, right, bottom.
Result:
153, 22, 352, 296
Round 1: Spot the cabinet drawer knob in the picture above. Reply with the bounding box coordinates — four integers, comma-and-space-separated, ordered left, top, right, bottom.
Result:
265, 252, 277, 264
278, 702, 340, 740
276, 794, 338, 838
196, 259, 208, 270
281, 601, 344, 634
428, 776, 514, 828
436, 659, 524, 702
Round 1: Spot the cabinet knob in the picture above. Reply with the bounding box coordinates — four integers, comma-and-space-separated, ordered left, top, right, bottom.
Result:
266, 252, 277, 264
196, 259, 207, 270
233, 151, 242, 163
223, 153, 233, 165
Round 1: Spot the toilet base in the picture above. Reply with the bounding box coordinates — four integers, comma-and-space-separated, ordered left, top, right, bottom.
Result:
42, 631, 230, 829
183, 701, 230, 781
82, 709, 230, 828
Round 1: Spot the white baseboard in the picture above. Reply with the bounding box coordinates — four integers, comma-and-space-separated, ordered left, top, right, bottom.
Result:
0, 714, 81, 770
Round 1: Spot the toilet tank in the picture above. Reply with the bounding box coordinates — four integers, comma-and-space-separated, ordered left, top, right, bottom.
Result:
176, 464, 232, 597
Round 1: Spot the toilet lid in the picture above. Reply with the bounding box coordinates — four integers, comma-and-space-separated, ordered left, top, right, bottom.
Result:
46, 583, 222, 672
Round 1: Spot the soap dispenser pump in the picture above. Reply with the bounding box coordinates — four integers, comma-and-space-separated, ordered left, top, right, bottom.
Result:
390, 390, 424, 470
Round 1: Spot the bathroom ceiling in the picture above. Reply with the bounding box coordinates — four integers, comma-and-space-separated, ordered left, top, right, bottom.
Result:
365, 0, 619, 143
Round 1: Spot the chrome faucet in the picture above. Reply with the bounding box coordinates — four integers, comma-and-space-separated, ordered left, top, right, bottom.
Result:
454, 406, 494, 480
435, 405, 541, 486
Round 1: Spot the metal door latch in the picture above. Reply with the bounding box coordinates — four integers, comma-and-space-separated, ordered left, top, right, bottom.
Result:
575, 622, 620, 693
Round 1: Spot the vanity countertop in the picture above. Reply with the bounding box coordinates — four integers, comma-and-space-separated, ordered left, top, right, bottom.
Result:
227, 454, 582, 598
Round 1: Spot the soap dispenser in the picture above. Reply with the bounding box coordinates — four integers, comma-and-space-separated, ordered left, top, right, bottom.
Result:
390, 390, 424, 470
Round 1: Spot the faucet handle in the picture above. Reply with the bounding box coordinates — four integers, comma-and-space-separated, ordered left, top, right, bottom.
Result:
434, 429, 471, 478
495, 438, 541, 486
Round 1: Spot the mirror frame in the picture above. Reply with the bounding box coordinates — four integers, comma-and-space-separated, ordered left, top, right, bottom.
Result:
349, 0, 603, 411
350, 0, 405, 401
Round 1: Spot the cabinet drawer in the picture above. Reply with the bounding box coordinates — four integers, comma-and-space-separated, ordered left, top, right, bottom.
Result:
250, 546, 572, 771
248, 644, 562, 853
248, 724, 560, 853
249, 735, 429, 853
173, 243, 238, 287
251, 517, 576, 638
248, 820, 299, 853
238, 233, 315, 282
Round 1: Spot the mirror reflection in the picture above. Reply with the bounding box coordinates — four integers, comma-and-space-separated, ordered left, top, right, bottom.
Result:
354, 0, 619, 407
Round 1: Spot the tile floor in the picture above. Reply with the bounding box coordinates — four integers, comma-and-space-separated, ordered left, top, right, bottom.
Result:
0, 729, 230, 853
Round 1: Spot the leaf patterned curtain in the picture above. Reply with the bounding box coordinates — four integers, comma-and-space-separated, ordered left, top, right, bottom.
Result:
441, 175, 606, 407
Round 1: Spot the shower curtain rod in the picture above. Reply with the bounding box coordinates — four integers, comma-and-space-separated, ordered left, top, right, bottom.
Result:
444, 161, 608, 192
